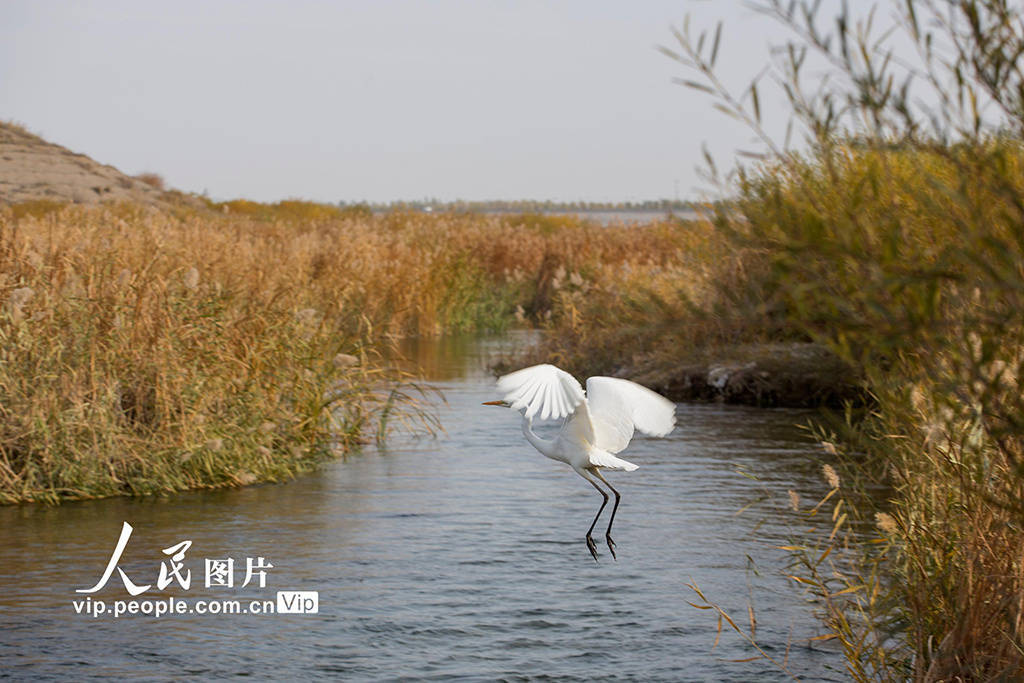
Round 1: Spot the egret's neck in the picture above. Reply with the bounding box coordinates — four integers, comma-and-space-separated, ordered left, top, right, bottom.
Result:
521, 413, 557, 459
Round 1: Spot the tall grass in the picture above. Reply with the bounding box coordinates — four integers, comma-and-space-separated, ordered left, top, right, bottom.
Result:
646, 1, 1024, 678
734, 139, 1024, 680
518, 209, 793, 381
0, 202, 686, 504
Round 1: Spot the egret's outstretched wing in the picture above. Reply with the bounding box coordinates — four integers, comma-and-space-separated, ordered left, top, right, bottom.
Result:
585, 377, 676, 453
496, 364, 585, 420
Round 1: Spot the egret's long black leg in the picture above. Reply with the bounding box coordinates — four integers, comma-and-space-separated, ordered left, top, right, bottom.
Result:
592, 469, 621, 560
583, 474, 609, 562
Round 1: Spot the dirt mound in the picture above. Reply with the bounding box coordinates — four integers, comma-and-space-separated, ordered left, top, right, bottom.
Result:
0, 122, 179, 206
635, 342, 865, 408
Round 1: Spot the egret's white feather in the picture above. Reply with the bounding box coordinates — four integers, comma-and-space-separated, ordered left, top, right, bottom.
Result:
562, 398, 596, 446
586, 377, 677, 453
587, 449, 639, 472
495, 364, 585, 420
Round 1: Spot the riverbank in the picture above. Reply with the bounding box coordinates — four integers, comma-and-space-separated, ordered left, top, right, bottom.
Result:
633, 342, 862, 407
495, 340, 863, 408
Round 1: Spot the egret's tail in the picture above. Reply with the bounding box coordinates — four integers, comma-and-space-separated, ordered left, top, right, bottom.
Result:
589, 450, 639, 472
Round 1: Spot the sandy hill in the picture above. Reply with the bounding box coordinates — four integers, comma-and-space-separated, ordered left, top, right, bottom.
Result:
0, 122, 179, 206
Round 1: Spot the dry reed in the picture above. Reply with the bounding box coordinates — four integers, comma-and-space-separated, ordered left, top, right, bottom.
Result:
0, 202, 691, 503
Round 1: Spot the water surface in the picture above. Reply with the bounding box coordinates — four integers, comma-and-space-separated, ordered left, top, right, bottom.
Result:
0, 334, 844, 681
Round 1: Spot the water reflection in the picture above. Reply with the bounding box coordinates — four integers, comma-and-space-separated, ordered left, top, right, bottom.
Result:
388, 330, 533, 380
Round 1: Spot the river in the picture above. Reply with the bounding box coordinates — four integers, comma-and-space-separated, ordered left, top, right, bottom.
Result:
0, 333, 845, 681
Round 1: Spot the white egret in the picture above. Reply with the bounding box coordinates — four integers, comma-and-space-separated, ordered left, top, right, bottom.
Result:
483, 363, 676, 561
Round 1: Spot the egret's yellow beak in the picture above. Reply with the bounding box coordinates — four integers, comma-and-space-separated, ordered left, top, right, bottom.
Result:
482, 400, 510, 407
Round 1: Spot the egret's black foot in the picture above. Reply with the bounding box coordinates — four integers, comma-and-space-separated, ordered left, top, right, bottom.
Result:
606, 534, 617, 560
585, 535, 599, 562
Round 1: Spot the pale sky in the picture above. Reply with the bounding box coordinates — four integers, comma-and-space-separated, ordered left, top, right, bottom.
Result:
1, 1, 853, 203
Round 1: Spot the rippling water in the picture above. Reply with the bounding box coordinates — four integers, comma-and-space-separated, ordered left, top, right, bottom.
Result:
0, 334, 845, 681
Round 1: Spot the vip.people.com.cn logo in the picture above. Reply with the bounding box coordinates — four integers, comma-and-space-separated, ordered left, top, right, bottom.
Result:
71, 521, 318, 618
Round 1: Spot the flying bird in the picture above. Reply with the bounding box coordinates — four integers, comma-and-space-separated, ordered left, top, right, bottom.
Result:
483, 364, 676, 561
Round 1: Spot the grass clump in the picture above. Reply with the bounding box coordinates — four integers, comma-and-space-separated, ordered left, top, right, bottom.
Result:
211, 198, 372, 222
0, 204, 410, 503
516, 211, 788, 379
134, 172, 165, 190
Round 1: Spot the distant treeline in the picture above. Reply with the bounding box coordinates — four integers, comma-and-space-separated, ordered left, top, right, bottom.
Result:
342, 198, 700, 213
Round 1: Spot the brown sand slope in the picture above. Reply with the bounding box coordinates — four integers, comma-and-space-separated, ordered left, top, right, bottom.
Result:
0, 121, 175, 205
